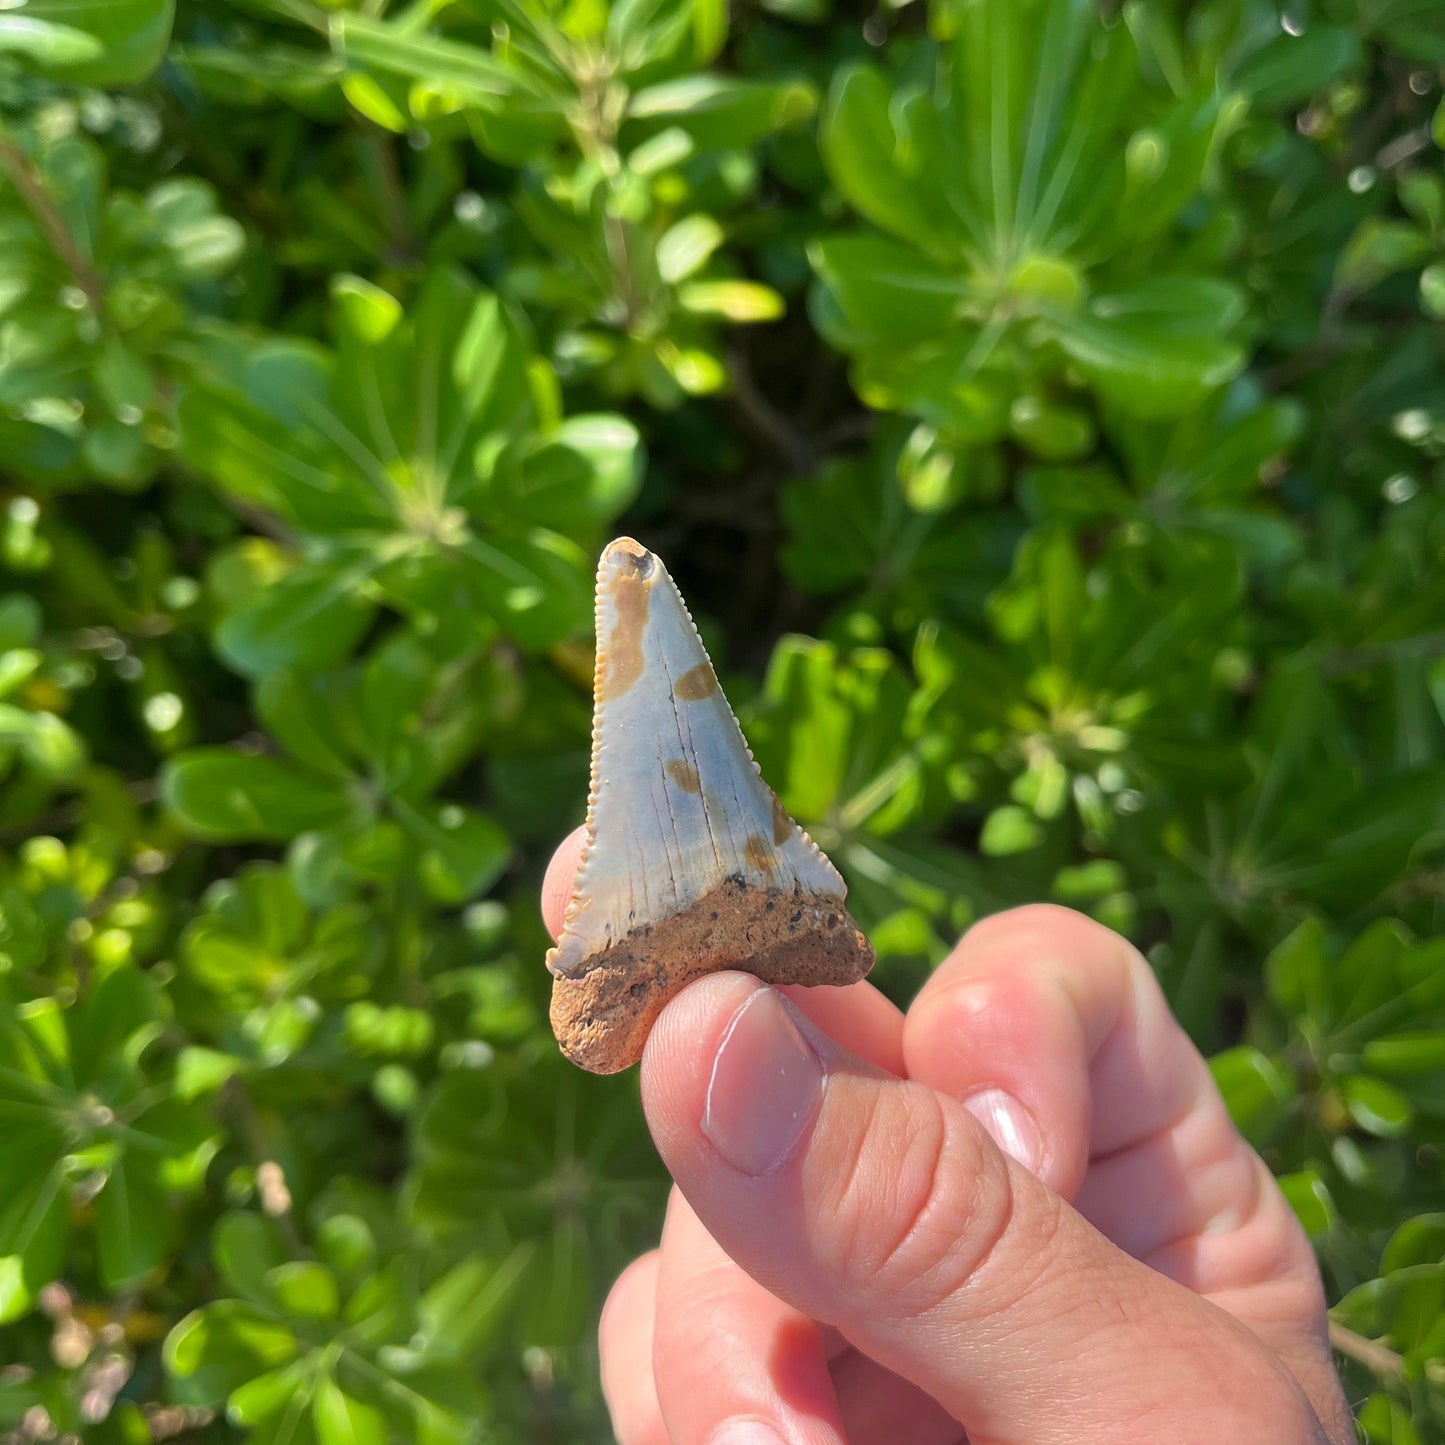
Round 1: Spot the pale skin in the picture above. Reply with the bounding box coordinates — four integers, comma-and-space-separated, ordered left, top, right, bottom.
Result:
543, 826, 1356, 1445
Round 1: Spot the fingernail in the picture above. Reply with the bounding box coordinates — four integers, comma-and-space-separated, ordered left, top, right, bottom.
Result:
963, 1087, 1042, 1173
707, 1422, 787, 1445
702, 987, 824, 1177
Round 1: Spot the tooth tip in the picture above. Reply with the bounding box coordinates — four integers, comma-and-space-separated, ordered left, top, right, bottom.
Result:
599, 535, 653, 570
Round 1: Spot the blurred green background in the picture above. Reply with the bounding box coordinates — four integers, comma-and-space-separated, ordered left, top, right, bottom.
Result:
0, 0, 1443, 1438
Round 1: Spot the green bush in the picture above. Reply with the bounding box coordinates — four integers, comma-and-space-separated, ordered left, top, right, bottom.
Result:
0, 0, 1443, 1437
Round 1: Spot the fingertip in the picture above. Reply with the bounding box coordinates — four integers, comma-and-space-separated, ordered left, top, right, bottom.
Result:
599, 1251, 668, 1445
640, 971, 765, 1159
952, 902, 1137, 981
541, 824, 589, 940
600, 1249, 660, 1358
777, 980, 907, 1077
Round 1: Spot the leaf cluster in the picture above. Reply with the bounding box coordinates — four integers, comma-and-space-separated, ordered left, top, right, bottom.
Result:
0, 0, 1443, 1438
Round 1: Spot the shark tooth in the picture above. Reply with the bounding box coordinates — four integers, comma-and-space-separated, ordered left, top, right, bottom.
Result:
547, 537, 874, 1074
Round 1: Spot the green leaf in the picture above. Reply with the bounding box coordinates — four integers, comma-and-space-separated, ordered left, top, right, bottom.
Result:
628, 76, 816, 148
332, 275, 403, 345
163, 1301, 298, 1405
267, 1261, 340, 1321
810, 235, 976, 347
1210, 1046, 1295, 1144
1382, 1214, 1445, 1274
0, 705, 85, 779
76, 967, 159, 1081
403, 803, 512, 904
501, 415, 643, 529
1342, 1076, 1413, 1138
230, 1360, 315, 1428
214, 1213, 290, 1304
677, 280, 785, 322
656, 215, 723, 284
249, 1389, 322, 1445
216, 555, 379, 679
0, 1158, 68, 1324
133, 1098, 222, 1193
1335, 918, 1410, 1027
1362, 1032, 1445, 1077
457, 529, 592, 651
162, 749, 353, 842
0, 595, 40, 652
175, 1046, 240, 1101
1233, 27, 1361, 108
820, 66, 969, 255
95, 1150, 170, 1290
313, 1375, 386, 1445
1383, 1264, 1445, 1355
177, 382, 382, 537
149, 179, 245, 279
331, 14, 529, 106
315, 1214, 376, 1280
1357, 1391, 1424, 1445
1276, 1169, 1334, 1241
1336, 219, 1431, 295
0, 0, 173, 85
520, 1218, 591, 1347
979, 804, 1045, 855
1264, 917, 1331, 1021
1421, 263, 1445, 320
418, 1247, 534, 1358
1045, 278, 1246, 416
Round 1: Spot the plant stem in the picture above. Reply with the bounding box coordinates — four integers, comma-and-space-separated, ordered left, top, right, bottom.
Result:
602, 211, 642, 330
0, 138, 106, 313
1323, 631, 1445, 678
361, 124, 419, 266
727, 340, 814, 473
1329, 1319, 1402, 1379
572, 68, 643, 329
224, 1080, 309, 1257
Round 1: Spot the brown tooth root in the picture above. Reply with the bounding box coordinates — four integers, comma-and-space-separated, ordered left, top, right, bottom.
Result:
546, 538, 874, 1075
550, 880, 873, 1075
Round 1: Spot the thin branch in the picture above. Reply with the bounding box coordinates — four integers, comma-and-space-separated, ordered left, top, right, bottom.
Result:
726, 340, 814, 474
223, 1080, 309, 1258
1329, 1319, 1403, 1380
1344, 57, 1418, 174
1376, 126, 1432, 172
602, 212, 642, 331
360, 124, 419, 266
1328, 1320, 1445, 1388
232, 500, 297, 547
1323, 632, 1445, 678
0, 778, 157, 846
0, 138, 106, 312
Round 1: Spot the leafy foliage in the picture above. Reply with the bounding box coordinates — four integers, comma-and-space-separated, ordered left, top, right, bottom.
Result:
0, 0, 1443, 1438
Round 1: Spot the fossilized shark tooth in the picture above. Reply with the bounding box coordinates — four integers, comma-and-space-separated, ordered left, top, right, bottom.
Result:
547, 537, 874, 1074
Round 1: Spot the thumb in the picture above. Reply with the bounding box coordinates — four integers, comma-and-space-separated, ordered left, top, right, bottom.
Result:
642, 973, 1332, 1445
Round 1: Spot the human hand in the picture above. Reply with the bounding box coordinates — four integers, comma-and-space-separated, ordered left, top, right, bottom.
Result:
543, 828, 1354, 1445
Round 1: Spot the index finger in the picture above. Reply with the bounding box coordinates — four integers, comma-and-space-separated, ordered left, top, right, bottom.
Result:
540, 826, 907, 1075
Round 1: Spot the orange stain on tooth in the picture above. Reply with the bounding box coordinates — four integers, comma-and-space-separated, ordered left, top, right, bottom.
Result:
771, 794, 792, 845
665, 759, 702, 793
675, 662, 718, 700
743, 833, 777, 872
603, 561, 652, 698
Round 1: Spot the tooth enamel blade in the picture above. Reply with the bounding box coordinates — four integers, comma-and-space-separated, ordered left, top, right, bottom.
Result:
547, 537, 874, 1074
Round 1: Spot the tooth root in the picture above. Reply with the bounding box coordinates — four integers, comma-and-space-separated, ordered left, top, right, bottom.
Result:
547, 536, 874, 1074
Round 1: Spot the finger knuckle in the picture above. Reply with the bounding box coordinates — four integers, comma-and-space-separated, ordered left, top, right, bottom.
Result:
965, 901, 1099, 946
821, 1084, 1016, 1320
957, 902, 1146, 1012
